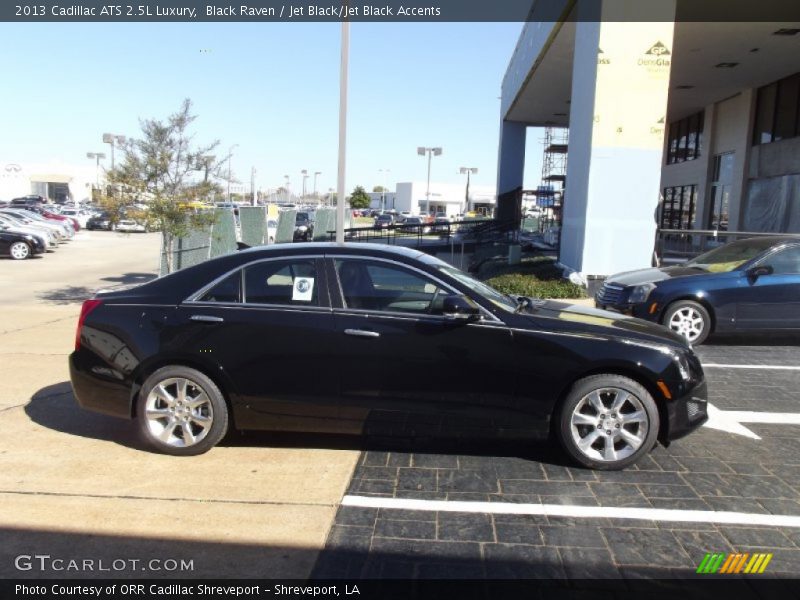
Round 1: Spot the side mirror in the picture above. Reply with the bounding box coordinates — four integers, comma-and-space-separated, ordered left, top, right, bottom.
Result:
746, 265, 773, 280
442, 294, 481, 322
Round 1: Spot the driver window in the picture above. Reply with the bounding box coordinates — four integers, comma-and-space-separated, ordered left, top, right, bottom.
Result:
764, 246, 800, 275
335, 259, 447, 315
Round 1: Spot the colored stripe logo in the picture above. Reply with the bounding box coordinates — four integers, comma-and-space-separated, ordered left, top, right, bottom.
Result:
696, 552, 772, 574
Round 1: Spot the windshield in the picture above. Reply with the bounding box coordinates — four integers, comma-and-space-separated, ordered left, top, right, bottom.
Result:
435, 265, 517, 312
686, 238, 778, 273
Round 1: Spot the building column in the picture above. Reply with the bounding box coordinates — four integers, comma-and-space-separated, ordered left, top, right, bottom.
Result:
560, 0, 676, 277
496, 120, 527, 196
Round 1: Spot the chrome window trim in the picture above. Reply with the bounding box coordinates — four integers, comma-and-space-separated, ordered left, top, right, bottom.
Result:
185, 302, 333, 315
184, 254, 326, 305
327, 254, 502, 323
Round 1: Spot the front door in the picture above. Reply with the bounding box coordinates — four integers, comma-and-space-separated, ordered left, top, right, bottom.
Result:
328, 256, 531, 440
736, 244, 800, 330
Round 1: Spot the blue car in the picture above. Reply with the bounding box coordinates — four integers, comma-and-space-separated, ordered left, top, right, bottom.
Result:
596, 236, 800, 344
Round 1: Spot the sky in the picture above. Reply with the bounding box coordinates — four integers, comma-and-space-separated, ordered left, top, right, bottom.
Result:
0, 22, 545, 194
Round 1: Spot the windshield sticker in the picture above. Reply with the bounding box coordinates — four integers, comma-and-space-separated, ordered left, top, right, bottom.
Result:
292, 277, 314, 302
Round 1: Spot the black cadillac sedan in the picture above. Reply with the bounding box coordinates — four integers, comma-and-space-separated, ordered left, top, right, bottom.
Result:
596, 236, 800, 345
70, 243, 707, 470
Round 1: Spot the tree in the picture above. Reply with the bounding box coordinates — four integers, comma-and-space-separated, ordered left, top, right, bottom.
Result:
349, 185, 371, 209
106, 99, 225, 273
372, 185, 386, 193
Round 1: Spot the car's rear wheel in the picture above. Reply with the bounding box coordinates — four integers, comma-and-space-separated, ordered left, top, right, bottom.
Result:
557, 374, 659, 470
137, 366, 228, 456
663, 300, 711, 345
9, 241, 31, 260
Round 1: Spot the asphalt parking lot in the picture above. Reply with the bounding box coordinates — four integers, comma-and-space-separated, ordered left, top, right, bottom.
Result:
313, 340, 800, 582
2, 230, 800, 585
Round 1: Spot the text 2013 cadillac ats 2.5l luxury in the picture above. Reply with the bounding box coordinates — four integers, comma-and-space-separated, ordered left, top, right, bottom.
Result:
70, 243, 707, 470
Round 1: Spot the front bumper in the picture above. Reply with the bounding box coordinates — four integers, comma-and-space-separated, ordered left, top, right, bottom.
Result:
663, 378, 708, 442
595, 299, 659, 321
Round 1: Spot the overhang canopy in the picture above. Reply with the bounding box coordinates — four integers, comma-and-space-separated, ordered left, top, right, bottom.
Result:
505, 19, 800, 126
29, 174, 73, 184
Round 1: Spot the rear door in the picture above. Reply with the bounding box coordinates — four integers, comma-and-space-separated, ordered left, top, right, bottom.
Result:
176, 255, 342, 432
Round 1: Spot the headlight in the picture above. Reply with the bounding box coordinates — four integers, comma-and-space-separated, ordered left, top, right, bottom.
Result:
621, 339, 694, 382
629, 282, 656, 304
673, 352, 692, 381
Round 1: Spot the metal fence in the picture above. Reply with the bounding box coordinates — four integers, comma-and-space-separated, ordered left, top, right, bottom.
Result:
655, 228, 793, 264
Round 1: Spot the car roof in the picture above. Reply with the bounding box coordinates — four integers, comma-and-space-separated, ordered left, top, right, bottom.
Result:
237, 242, 429, 261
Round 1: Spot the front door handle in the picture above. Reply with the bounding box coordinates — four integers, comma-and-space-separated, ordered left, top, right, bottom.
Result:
190, 315, 224, 323
344, 329, 380, 338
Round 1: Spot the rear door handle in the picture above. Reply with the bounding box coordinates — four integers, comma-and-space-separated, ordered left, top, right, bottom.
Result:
190, 315, 224, 323
344, 329, 380, 338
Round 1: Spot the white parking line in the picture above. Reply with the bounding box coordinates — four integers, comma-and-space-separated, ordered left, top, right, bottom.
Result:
703, 364, 800, 371
342, 495, 800, 528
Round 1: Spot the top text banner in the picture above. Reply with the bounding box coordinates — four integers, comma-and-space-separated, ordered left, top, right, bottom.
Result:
4, 0, 800, 22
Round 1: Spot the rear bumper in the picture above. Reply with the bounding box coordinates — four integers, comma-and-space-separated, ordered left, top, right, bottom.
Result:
663, 379, 708, 442
69, 352, 133, 419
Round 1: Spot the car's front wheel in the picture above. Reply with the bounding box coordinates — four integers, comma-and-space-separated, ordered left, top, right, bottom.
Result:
137, 366, 229, 456
557, 374, 659, 470
663, 300, 711, 345
9, 241, 31, 260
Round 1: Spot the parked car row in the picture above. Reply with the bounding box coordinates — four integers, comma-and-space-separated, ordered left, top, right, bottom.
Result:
0, 204, 78, 260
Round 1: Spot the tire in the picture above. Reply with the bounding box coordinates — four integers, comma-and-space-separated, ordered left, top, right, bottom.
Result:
557, 374, 659, 470
136, 366, 229, 456
9, 241, 31, 260
662, 300, 712, 345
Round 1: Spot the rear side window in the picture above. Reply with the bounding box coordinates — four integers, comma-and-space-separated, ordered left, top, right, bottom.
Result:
244, 259, 320, 306
197, 271, 242, 303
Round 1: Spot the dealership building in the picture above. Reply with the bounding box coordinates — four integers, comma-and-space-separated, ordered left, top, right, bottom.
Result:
0, 161, 98, 203
368, 182, 496, 217
497, 0, 800, 278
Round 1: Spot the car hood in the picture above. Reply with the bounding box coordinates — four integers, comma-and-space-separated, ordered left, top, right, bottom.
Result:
606, 265, 708, 286
529, 300, 689, 348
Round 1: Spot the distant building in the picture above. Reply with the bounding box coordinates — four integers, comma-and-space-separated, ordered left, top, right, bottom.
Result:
392, 182, 496, 216
0, 161, 98, 203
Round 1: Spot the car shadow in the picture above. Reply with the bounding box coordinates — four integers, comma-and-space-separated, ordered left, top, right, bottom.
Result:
100, 272, 158, 285
35, 273, 158, 304
706, 332, 800, 347
37, 285, 95, 304
27, 382, 574, 467
25, 382, 144, 450
227, 430, 575, 467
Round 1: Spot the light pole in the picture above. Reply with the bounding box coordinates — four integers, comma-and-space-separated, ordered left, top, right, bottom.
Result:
459, 167, 478, 214
250, 166, 257, 205
86, 152, 106, 190
313, 171, 321, 198
227, 144, 239, 203
378, 169, 390, 212
417, 147, 442, 215
102, 133, 125, 170
301, 169, 309, 199
336, 21, 349, 243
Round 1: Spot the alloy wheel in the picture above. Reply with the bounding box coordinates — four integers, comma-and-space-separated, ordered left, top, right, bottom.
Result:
144, 377, 214, 448
10, 242, 30, 260
569, 387, 649, 463
668, 307, 705, 342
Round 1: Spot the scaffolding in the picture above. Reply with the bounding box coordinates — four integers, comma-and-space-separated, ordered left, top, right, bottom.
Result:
538, 127, 568, 232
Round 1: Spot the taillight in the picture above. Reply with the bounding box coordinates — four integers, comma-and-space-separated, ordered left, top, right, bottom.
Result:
75, 299, 102, 351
